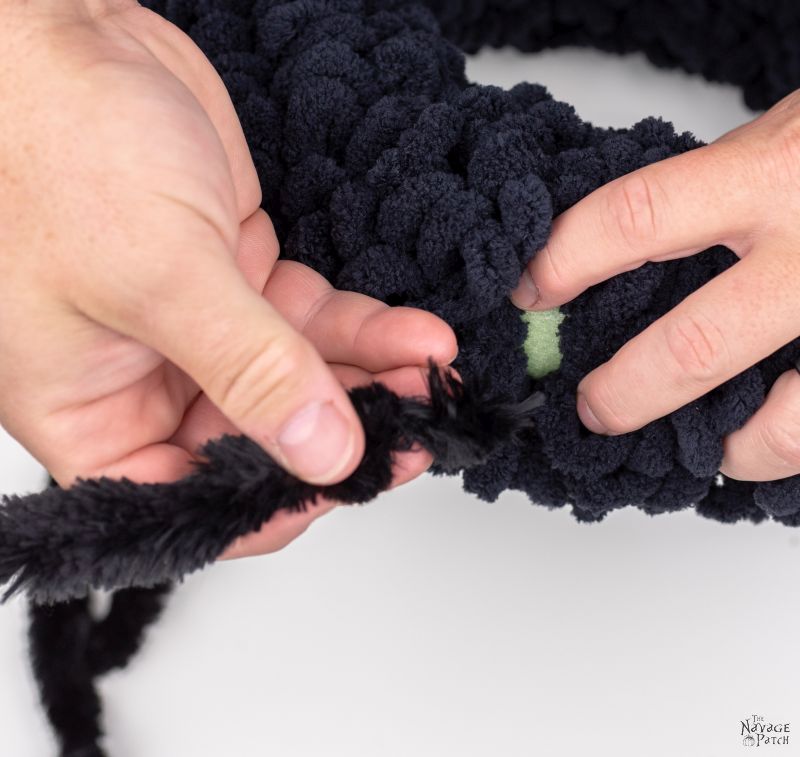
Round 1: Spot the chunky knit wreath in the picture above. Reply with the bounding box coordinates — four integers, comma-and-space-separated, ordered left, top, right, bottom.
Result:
3, 1, 800, 755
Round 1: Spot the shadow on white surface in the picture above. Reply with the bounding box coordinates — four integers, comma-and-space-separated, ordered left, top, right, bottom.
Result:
1, 47, 797, 757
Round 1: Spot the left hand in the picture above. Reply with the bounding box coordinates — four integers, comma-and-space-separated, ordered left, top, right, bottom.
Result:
510, 90, 800, 483
0, 0, 457, 562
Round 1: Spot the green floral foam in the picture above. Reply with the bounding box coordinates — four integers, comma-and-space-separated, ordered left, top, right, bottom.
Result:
521, 308, 564, 379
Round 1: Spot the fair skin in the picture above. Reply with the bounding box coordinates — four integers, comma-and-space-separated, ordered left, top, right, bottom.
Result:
511, 89, 800, 483
0, 0, 458, 560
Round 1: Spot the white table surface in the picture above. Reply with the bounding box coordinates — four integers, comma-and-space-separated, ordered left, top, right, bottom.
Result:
1, 44, 798, 757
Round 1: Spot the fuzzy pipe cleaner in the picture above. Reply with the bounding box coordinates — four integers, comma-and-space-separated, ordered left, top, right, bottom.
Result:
0, 365, 541, 605
12, 365, 541, 757
27, 584, 173, 757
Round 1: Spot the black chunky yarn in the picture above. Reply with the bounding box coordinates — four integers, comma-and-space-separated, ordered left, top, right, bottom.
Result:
429, 0, 800, 112
138, 0, 800, 527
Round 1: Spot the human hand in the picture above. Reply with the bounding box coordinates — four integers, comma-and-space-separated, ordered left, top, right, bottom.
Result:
0, 1, 457, 559
510, 90, 800, 483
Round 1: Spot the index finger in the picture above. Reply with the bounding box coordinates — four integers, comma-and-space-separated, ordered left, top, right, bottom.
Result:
264, 260, 458, 372
510, 141, 758, 312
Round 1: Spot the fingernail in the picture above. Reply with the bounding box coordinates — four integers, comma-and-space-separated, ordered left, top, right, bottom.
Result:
510, 269, 540, 310
577, 392, 608, 435
278, 401, 355, 483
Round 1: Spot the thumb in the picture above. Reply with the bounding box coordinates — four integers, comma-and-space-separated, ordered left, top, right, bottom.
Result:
102, 255, 365, 486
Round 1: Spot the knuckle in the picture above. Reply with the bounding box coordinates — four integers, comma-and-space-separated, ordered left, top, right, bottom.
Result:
755, 95, 800, 192
77, 252, 180, 331
211, 334, 309, 423
773, 125, 800, 187
759, 418, 800, 471
138, 262, 187, 306
606, 172, 661, 250
535, 242, 573, 300
663, 310, 729, 385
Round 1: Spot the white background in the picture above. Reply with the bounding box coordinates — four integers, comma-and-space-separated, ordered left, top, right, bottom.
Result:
1, 46, 798, 757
